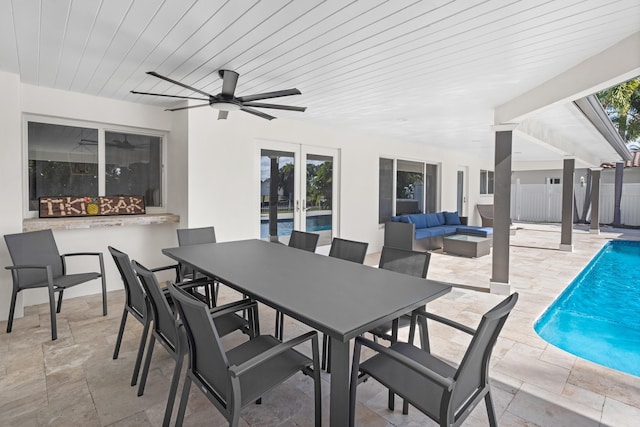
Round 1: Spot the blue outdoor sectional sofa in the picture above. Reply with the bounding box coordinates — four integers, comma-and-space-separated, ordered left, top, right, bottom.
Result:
384, 211, 493, 251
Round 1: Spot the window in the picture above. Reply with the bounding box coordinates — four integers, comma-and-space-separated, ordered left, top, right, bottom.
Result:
480, 170, 494, 195
546, 178, 561, 184
379, 158, 439, 223
27, 119, 164, 213
379, 158, 393, 223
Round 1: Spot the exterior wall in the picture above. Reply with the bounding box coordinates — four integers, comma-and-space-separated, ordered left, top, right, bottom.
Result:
0, 71, 494, 320
0, 75, 182, 317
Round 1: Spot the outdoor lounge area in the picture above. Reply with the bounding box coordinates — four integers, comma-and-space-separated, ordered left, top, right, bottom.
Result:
1, 223, 639, 426
1, 2, 640, 426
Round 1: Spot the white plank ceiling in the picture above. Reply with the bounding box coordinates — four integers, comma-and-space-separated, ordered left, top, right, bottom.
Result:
1, 0, 639, 163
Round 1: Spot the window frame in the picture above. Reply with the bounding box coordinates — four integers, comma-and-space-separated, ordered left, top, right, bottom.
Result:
480, 169, 494, 195
23, 114, 167, 218
379, 156, 440, 224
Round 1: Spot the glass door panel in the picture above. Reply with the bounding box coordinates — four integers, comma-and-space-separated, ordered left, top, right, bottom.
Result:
260, 149, 297, 241
259, 143, 339, 247
305, 152, 334, 247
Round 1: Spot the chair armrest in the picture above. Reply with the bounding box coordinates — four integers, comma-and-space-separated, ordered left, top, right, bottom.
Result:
151, 263, 179, 273
208, 299, 257, 318
229, 331, 318, 378
412, 309, 475, 335
6, 264, 49, 271
174, 277, 217, 292
152, 264, 180, 281
61, 252, 102, 258
355, 336, 454, 390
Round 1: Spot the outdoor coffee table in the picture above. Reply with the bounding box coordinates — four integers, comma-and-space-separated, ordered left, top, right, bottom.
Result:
443, 233, 491, 258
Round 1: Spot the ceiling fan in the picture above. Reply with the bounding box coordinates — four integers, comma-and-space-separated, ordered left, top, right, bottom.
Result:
131, 70, 306, 121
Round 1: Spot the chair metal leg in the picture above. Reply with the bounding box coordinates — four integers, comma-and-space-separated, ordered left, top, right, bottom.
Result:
113, 309, 128, 359
162, 355, 184, 427
138, 335, 156, 396
174, 376, 191, 427
131, 318, 151, 386
56, 289, 64, 313
321, 334, 329, 371
485, 391, 498, 427
99, 255, 108, 316
6, 288, 18, 333
48, 286, 58, 341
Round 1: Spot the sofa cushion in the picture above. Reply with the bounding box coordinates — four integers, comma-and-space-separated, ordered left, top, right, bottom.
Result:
456, 226, 493, 237
444, 211, 462, 225
398, 215, 412, 224
425, 213, 440, 227
407, 213, 427, 229
436, 212, 445, 225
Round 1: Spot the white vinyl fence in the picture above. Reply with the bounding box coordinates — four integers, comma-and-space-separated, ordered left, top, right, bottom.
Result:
511, 183, 640, 226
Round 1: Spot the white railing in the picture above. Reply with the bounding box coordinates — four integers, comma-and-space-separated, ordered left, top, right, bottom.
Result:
510, 183, 640, 226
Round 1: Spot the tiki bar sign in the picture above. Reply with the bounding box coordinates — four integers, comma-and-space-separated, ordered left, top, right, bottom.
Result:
39, 196, 145, 218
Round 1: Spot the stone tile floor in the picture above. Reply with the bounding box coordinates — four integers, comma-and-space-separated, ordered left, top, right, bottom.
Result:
1, 223, 639, 426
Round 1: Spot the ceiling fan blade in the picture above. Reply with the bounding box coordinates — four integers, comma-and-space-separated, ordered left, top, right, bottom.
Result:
165, 103, 211, 112
218, 110, 229, 120
219, 70, 239, 97
240, 106, 276, 120
242, 102, 306, 112
130, 90, 209, 101
146, 71, 213, 98
237, 88, 301, 103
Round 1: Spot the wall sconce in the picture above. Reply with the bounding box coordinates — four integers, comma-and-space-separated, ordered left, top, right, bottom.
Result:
580, 176, 585, 187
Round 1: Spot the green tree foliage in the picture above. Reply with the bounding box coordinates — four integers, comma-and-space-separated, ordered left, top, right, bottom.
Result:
597, 78, 640, 143
306, 161, 332, 209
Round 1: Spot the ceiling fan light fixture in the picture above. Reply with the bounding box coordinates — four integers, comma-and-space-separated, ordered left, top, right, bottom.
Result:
211, 101, 241, 111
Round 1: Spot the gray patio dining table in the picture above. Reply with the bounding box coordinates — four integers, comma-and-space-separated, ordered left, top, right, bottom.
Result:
162, 239, 451, 426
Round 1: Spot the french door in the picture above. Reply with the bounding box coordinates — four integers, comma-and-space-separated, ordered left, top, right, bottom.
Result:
259, 142, 339, 247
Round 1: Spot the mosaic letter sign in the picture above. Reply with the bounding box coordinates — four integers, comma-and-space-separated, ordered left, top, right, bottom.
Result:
39, 196, 146, 218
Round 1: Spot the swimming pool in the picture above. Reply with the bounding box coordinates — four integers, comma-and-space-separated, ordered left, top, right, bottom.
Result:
534, 240, 640, 377
260, 214, 332, 238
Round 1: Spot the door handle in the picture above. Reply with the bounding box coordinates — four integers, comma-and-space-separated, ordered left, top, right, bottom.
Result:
296, 200, 300, 212
302, 199, 307, 211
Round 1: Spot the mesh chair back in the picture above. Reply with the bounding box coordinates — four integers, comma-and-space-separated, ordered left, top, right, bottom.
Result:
288, 230, 319, 252
132, 261, 181, 352
378, 246, 430, 278
167, 282, 232, 403
328, 238, 368, 264
108, 247, 146, 318
4, 229, 64, 286
451, 293, 518, 411
177, 227, 217, 246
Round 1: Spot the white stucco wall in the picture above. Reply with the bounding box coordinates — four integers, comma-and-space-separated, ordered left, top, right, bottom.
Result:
0, 72, 495, 321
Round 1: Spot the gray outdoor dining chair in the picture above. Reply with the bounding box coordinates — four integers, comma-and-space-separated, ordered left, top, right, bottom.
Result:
288, 229, 320, 252
349, 292, 519, 426
328, 237, 369, 264
367, 246, 431, 411
167, 281, 322, 427
368, 246, 431, 344
132, 260, 258, 427
177, 226, 218, 305
273, 230, 320, 340
109, 246, 182, 386
323, 236, 369, 371
4, 229, 107, 341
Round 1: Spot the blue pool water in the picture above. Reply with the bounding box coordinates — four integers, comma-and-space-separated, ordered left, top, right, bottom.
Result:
534, 240, 640, 377
260, 214, 332, 238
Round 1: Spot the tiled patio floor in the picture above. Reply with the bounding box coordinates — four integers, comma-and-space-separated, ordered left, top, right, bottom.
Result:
1, 223, 639, 426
